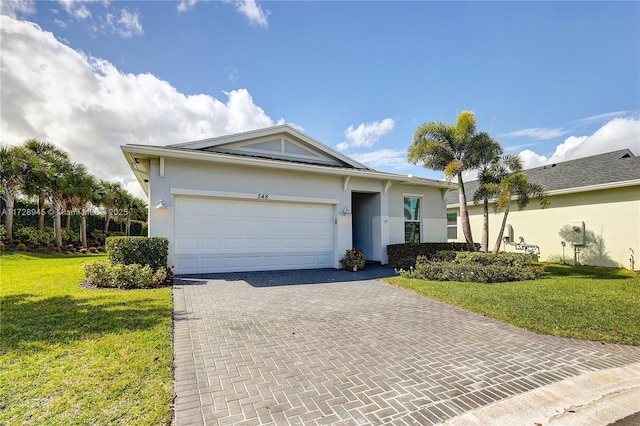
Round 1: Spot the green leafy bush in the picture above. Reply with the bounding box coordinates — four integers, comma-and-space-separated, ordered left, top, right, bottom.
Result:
453, 252, 538, 268
61, 228, 79, 244
106, 236, 169, 271
15, 226, 54, 245
340, 249, 366, 271
90, 229, 106, 245
387, 242, 473, 269
0, 224, 6, 241
17, 243, 27, 251
0, 242, 5, 252
83, 261, 167, 289
401, 253, 545, 283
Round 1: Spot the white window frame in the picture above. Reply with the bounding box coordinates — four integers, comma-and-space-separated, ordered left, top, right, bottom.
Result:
403, 194, 422, 243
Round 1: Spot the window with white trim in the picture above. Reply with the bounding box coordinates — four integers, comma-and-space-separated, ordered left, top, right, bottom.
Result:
404, 197, 421, 243
447, 212, 458, 240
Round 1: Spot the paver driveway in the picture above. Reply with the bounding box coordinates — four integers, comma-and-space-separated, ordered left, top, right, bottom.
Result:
173, 266, 640, 425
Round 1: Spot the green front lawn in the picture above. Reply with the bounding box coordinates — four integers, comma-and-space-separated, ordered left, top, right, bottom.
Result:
386, 263, 640, 346
0, 252, 173, 425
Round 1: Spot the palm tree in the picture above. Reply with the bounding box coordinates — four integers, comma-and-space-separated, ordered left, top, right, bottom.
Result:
122, 195, 147, 236
22, 140, 69, 231
491, 155, 550, 254
472, 144, 504, 252
0, 145, 27, 240
63, 163, 97, 247
408, 111, 502, 251
46, 152, 73, 247
99, 180, 126, 232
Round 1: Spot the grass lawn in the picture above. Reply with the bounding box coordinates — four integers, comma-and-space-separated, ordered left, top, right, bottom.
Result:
0, 252, 173, 425
385, 263, 640, 346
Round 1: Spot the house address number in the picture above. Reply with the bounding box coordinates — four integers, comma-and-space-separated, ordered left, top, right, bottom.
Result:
257, 194, 269, 199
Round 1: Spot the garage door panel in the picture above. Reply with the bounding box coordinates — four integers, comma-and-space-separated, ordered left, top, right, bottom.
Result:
175, 196, 335, 273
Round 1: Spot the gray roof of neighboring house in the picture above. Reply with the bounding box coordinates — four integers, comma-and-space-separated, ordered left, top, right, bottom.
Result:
446, 149, 640, 205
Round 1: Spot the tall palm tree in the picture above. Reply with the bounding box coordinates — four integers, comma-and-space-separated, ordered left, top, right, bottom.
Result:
99, 180, 126, 233
46, 151, 73, 247
472, 146, 504, 252
22, 140, 69, 231
122, 195, 147, 236
491, 155, 550, 254
0, 145, 27, 240
408, 111, 502, 251
63, 163, 97, 247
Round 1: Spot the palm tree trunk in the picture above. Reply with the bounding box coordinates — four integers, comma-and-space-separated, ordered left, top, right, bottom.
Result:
492, 201, 511, 254
80, 209, 87, 248
104, 210, 110, 233
38, 194, 45, 231
4, 190, 14, 241
458, 173, 475, 251
53, 200, 63, 247
481, 197, 489, 252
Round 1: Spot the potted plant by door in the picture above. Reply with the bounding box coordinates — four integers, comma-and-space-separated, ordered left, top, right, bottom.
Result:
340, 248, 366, 272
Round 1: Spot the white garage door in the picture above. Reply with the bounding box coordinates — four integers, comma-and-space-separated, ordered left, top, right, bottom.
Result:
174, 196, 334, 274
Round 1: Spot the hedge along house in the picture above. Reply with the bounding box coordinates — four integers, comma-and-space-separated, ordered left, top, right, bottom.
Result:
446, 149, 640, 269
121, 125, 454, 274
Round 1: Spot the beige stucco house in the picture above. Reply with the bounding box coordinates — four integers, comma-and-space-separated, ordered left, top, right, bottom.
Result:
122, 125, 454, 274
446, 149, 640, 269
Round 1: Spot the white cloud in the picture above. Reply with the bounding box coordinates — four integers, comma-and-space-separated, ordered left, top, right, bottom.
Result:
58, 0, 92, 19
349, 149, 410, 171
0, 16, 277, 200
339, 118, 395, 151
0, 0, 36, 17
519, 117, 640, 169
224, 0, 270, 28
570, 110, 638, 126
502, 127, 566, 140
110, 9, 143, 38
177, 0, 198, 13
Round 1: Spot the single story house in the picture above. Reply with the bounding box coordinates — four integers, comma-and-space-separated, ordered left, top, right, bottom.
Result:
122, 125, 454, 274
446, 149, 640, 269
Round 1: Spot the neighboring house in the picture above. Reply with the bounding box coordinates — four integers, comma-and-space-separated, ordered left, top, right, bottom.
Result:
446, 149, 640, 269
122, 125, 454, 274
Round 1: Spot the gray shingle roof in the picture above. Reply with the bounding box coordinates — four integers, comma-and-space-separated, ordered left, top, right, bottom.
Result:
446, 149, 639, 205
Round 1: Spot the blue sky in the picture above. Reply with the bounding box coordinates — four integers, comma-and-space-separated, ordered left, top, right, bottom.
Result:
1, 1, 639, 198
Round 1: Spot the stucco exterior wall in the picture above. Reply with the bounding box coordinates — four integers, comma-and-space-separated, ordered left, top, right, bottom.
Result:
448, 185, 640, 269
147, 157, 449, 269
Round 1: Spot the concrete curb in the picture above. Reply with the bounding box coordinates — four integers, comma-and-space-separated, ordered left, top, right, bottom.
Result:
443, 361, 640, 425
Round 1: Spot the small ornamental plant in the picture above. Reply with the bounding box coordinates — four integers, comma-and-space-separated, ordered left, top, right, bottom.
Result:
340, 248, 366, 271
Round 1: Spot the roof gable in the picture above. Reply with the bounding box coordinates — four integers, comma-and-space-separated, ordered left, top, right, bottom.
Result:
168, 125, 370, 169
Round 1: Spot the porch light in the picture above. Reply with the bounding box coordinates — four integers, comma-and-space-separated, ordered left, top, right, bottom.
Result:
156, 198, 167, 210
342, 207, 351, 216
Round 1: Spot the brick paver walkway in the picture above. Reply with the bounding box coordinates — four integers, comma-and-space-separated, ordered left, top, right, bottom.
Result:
173, 266, 640, 425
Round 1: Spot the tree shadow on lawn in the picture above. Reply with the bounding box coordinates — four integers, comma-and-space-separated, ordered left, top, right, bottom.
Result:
542, 263, 637, 280
0, 293, 171, 353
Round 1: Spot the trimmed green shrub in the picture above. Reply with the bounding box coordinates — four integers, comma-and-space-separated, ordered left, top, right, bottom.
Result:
0, 224, 6, 241
61, 228, 79, 244
387, 242, 474, 269
0, 242, 5, 252
83, 261, 167, 289
453, 251, 537, 267
15, 226, 54, 245
106, 236, 169, 271
17, 243, 27, 251
401, 252, 545, 283
83, 261, 111, 287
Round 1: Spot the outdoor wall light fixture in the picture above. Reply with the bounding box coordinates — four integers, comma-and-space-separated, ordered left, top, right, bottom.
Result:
342, 207, 351, 216
155, 198, 167, 210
